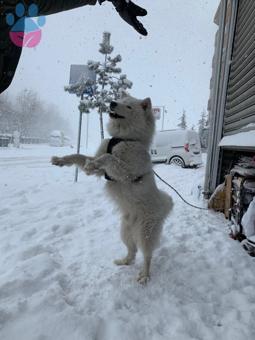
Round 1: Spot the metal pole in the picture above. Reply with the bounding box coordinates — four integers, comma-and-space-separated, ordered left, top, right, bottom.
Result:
99, 53, 107, 140
74, 93, 84, 182
161, 106, 165, 130
86, 113, 89, 149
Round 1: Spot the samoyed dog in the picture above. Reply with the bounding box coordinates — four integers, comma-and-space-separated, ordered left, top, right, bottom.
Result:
52, 93, 173, 283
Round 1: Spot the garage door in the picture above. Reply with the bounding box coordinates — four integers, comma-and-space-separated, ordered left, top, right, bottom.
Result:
223, 0, 255, 135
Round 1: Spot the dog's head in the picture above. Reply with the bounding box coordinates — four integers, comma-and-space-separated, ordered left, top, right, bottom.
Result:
107, 92, 155, 146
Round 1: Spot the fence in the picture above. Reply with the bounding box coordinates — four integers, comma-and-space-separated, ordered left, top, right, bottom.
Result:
0, 134, 49, 147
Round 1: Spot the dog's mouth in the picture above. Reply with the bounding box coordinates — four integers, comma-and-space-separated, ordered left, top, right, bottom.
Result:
109, 111, 125, 119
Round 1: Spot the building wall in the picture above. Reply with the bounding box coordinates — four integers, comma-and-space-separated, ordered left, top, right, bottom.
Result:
204, 0, 236, 196
207, 0, 233, 125
205, 0, 255, 196
222, 0, 255, 135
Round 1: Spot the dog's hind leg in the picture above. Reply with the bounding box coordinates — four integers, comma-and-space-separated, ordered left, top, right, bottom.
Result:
137, 253, 152, 284
137, 220, 162, 284
114, 217, 137, 266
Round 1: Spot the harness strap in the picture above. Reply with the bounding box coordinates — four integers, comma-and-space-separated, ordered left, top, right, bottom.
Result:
107, 137, 124, 154
104, 138, 143, 183
105, 138, 124, 181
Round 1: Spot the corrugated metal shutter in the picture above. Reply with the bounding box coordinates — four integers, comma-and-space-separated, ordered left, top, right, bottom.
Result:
223, 0, 255, 135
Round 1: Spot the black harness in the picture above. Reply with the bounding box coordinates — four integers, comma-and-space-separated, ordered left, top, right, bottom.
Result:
104, 137, 143, 183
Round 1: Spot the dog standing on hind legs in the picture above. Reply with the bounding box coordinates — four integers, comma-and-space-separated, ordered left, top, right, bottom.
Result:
52, 93, 173, 284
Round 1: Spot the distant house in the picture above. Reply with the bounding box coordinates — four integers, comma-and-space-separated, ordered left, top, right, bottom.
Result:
204, 0, 255, 197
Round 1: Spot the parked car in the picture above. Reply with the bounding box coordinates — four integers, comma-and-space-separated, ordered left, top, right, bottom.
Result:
50, 130, 72, 147
0, 134, 11, 147
150, 129, 202, 167
49, 130, 65, 147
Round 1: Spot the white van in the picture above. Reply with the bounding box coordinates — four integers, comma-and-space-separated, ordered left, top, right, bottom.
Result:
150, 129, 202, 167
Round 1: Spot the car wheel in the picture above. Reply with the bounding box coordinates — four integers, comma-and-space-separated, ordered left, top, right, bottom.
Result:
169, 156, 185, 168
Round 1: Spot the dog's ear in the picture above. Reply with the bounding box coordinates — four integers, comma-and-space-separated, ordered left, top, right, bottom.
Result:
141, 97, 152, 111
142, 98, 154, 124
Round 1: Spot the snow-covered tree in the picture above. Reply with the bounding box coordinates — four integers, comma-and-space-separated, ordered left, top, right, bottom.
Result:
198, 108, 209, 149
65, 32, 133, 139
0, 93, 16, 133
0, 90, 72, 138
16, 89, 40, 136
177, 109, 187, 129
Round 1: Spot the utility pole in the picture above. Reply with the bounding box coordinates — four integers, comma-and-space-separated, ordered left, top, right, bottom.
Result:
86, 113, 89, 149
161, 106, 166, 130
74, 92, 84, 182
98, 53, 107, 140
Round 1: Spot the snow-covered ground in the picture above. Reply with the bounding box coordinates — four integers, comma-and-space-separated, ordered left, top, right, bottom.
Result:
1, 145, 255, 340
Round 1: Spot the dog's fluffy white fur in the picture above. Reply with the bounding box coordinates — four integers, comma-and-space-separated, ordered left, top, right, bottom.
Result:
52, 93, 173, 283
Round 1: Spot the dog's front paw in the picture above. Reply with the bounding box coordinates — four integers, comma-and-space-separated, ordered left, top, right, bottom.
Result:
51, 156, 68, 167
84, 161, 100, 175
114, 258, 133, 266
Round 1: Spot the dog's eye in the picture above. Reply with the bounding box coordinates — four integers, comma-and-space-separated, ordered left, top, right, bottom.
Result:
126, 105, 132, 110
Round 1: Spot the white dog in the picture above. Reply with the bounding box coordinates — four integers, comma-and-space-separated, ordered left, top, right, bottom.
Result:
52, 93, 173, 283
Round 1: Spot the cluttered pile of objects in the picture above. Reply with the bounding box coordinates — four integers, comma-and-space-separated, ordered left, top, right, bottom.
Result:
209, 156, 255, 256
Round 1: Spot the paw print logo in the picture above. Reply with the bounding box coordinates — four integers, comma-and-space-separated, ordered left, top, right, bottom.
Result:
6, 3, 46, 48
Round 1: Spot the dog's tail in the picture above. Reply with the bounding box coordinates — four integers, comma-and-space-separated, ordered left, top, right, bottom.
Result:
160, 190, 174, 219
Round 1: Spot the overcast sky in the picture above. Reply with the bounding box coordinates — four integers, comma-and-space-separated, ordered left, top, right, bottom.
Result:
6, 0, 219, 148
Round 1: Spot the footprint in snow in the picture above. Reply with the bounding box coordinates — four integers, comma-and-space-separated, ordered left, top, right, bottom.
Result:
21, 228, 38, 241
92, 209, 104, 218
0, 208, 11, 216
51, 224, 60, 232
21, 244, 53, 260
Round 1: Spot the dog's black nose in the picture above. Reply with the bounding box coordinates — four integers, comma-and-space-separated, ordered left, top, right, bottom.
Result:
110, 101, 117, 110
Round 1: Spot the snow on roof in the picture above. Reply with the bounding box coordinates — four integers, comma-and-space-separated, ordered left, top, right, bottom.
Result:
219, 129, 255, 148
